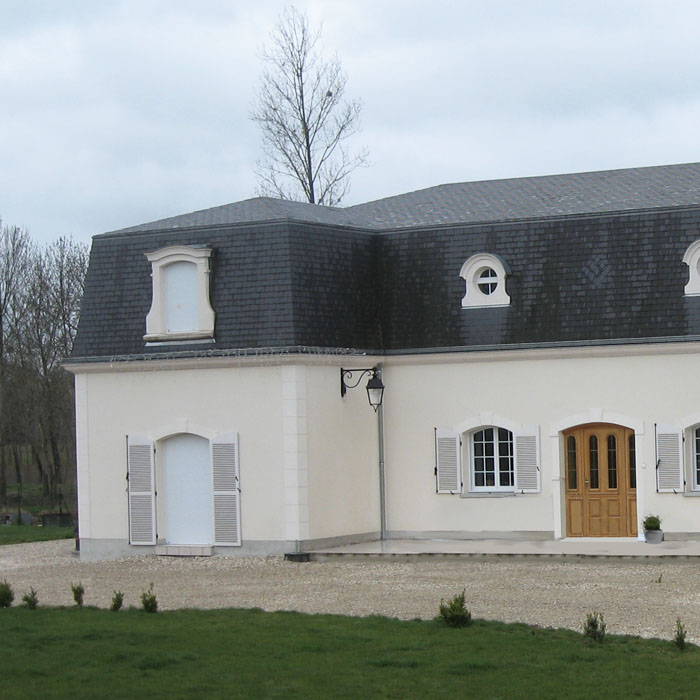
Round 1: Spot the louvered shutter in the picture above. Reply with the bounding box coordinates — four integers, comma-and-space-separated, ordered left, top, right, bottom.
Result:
435, 428, 461, 493
211, 433, 241, 545
514, 428, 540, 493
656, 425, 683, 492
127, 435, 156, 545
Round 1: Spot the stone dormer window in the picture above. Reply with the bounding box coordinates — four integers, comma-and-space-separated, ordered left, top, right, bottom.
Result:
460, 253, 510, 308
683, 240, 700, 296
144, 245, 215, 342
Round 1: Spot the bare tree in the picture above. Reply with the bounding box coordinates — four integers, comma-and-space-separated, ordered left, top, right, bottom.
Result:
19, 237, 88, 498
0, 222, 31, 500
0, 227, 87, 509
251, 7, 368, 206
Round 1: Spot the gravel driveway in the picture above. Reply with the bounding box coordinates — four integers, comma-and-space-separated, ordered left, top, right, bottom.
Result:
3, 540, 700, 643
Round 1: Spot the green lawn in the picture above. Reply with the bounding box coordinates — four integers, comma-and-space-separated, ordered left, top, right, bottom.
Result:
0, 607, 699, 699
0, 525, 74, 545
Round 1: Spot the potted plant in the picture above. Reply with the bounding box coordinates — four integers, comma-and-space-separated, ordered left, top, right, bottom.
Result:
642, 514, 663, 544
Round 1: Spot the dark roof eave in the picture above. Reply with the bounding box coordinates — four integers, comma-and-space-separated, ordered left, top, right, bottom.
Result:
65, 334, 700, 367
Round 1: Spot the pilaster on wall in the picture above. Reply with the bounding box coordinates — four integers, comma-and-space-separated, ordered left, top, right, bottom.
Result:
74, 374, 91, 539
281, 366, 309, 543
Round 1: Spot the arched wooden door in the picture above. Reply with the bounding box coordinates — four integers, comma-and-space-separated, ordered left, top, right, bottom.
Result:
564, 424, 637, 537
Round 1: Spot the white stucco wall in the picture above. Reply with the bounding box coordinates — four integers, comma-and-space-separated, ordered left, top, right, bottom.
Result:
72, 358, 383, 559
74, 363, 286, 553
304, 365, 381, 541
381, 344, 700, 539
72, 342, 700, 559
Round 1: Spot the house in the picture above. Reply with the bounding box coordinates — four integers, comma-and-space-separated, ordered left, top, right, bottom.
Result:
66, 162, 700, 560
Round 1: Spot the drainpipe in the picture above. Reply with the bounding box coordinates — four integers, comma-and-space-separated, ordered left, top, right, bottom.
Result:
376, 363, 386, 541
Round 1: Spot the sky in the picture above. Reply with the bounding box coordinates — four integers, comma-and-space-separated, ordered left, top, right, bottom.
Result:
2, 0, 700, 245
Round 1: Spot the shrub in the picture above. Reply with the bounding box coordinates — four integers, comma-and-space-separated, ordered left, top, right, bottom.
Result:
642, 514, 661, 531
674, 618, 687, 650
22, 587, 38, 610
71, 582, 85, 607
110, 590, 124, 612
0, 579, 14, 608
583, 612, 606, 642
141, 583, 158, 613
439, 589, 472, 628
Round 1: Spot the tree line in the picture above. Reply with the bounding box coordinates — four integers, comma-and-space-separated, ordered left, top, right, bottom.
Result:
0, 221, 87, 509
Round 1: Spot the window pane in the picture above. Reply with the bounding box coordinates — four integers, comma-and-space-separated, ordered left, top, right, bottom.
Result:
629, 435, 636, 489
589, 435, 599, 489
164, 261, 198, 332
472, 427, 513, 489
607, 434, 617, 489
477, 267, 498, 295
567, 436, 577, 489
695, 428, 700, 489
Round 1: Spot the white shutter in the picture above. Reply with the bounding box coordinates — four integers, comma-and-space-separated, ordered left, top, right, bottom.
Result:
656, 424, 683, 492
435, 428, 461, 493
127, 435, 156, 545
212, 433, 241, 545
514, 428, 540, 493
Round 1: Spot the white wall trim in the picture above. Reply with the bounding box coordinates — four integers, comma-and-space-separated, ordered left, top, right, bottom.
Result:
460, 253, 510, 308
142, 420, 217, 442
75, 373, 92, 539
65, 340, 700, 376
681, 411, 700, 429
454, 412, 523, 435
65, 354, 386, 375
549, 409, 645, 436
282, 365, 310, 542
144, 245, 215, 341
682, 239, 700, 295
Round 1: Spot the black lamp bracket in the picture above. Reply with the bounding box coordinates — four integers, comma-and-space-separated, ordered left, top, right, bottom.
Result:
340, 367, 378, 397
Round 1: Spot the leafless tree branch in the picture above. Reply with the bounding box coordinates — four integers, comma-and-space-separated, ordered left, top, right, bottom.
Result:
251, 7, 368, 206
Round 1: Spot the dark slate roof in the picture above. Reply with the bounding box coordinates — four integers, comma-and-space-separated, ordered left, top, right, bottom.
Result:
347, 162, 700, 229
378, 207, 700, 351
72, 220, 380, 359
107, 197, 363, 234
71, 162, 700, 362
105, 162, 700, 235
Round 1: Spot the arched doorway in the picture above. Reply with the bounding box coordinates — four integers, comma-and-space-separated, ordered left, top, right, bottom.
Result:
564, 423, 637, 537
162, 433, 213, 545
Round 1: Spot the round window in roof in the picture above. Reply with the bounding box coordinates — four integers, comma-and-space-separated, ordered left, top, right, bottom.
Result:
477, 267, 498, 295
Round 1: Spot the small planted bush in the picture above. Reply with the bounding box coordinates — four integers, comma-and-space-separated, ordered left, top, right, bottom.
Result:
0, 579, 14, 608
439, 589, 472, 628
71, 582, 85, 607
642, 514, 661, 531
674, 618, 687, 650
141, 583, 158, 613
22, 587, 38, 610
110, 590, 124, 612
583, 612, 606, 642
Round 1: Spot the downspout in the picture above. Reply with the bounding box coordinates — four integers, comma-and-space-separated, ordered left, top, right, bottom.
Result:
376, 363, 386, 541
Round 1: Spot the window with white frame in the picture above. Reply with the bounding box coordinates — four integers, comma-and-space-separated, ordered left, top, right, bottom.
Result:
683, 240, 700, 296
471, 427, 514, 491
144, 246, 215, 342
691, 427, 700, 491
434, 423, 540, 495
460, 253, 510, 308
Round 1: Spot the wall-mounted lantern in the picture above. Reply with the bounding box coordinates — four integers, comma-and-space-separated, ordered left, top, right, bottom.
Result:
340, 367, 385, 412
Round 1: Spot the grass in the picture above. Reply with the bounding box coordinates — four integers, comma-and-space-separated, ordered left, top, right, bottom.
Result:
0, 525, 74, 545
0, 607, 698, 699
2, 481, 76, 516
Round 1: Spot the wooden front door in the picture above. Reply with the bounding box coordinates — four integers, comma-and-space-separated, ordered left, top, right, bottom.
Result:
564, 424, 637, 537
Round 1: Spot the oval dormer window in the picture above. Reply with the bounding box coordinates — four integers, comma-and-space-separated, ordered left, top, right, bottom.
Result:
460, 254, 510, 308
